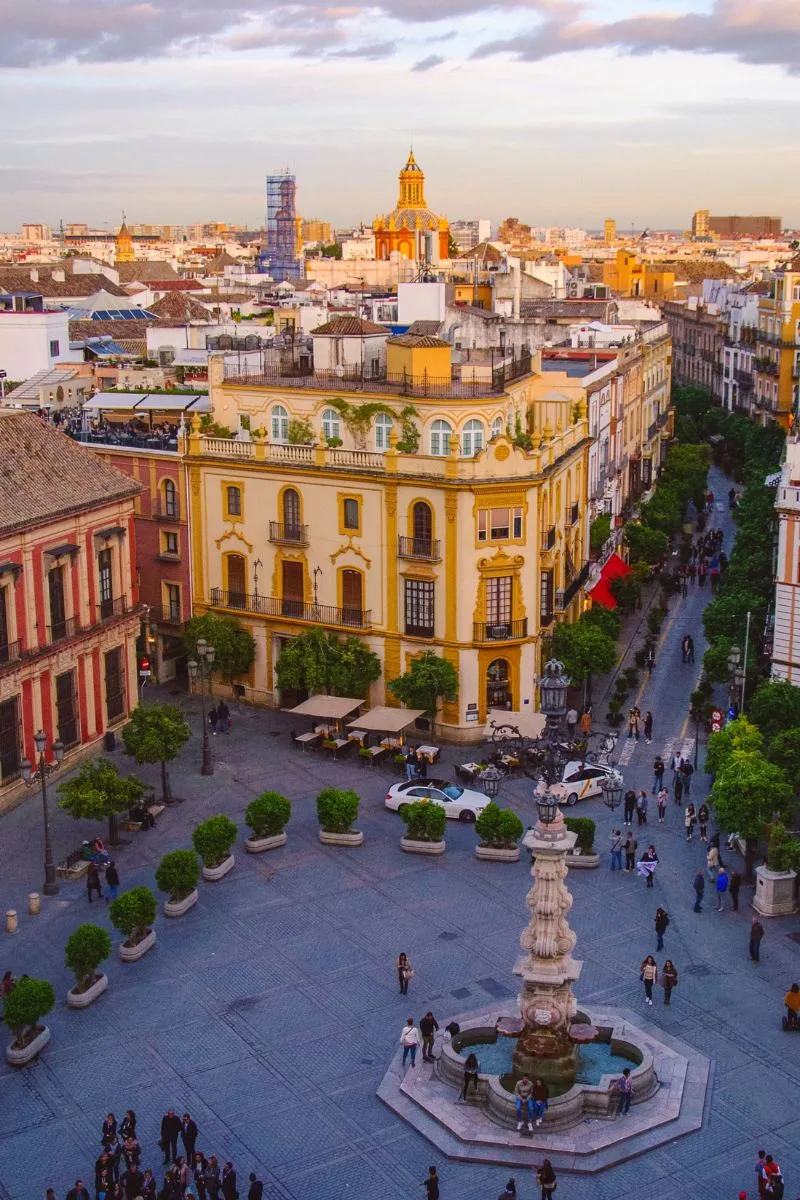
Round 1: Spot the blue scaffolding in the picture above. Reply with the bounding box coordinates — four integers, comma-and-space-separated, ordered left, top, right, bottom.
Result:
257, 170, 303, 280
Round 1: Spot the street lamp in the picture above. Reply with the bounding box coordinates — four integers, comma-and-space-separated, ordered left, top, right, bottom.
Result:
479, 763, 504, 800
187, 637, 216, 776
599, 770, 624, 813
538, 658, 571, 785
20, 730, 65, 896
536, 792, 559, 826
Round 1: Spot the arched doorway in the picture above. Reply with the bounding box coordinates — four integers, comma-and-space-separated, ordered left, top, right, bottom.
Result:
226, 554, 247, 609
486, 658, 511, 711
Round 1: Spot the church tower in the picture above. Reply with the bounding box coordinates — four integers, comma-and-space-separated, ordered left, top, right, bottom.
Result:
398, 150, 425, 209
115, 218, 135, 265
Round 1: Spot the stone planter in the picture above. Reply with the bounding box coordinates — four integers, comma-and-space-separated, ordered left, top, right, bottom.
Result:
6, 1024, 50, 1066
474, 845, 520, 863
245, 833, 287, 854
566, 851, 600, 870
202, 854, 235, 881
319, 830, 364, 847
67, 972, 109, 1010
753, 866, 798, 917
119, 929, 156, 962
401, 837, 446, 856
164, 889, 199, 918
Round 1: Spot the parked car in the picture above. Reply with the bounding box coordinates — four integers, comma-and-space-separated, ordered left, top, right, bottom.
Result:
385, 779, 490, 822
534, 759, 621, 807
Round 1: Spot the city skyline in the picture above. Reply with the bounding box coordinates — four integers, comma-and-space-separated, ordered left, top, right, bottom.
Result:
2, 0, 800, 230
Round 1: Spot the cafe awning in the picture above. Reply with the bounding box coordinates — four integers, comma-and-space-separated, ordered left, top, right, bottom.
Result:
586, 551, 632, 610
284, 695, 364, 720
346, 706, 425, 733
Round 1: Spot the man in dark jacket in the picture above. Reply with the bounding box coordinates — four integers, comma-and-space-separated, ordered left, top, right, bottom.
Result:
221, 1162, 237, 1200
66, 1182, 91, 1200
204, 1156, 221, 1200
693, 871, 705, 913
161, 1108, 181, 1164
121, 1165, 144, 1200
248, 1172, 264, 1200
749, 918, 765, 962
181, 1113, 198, 1166
419, 1011, 439, 1062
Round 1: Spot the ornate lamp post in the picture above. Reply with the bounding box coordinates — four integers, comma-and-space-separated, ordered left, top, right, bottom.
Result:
600, 770, 624, 814
538, 658, 571, 786
479, 763, 504, 801
21, 731, 65, 897
187, 637, 216, 777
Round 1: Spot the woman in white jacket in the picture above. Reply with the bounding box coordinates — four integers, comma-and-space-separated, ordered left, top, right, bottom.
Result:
400, 1017, 420, 1068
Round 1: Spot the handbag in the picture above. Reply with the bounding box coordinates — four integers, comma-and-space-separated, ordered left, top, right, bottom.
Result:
406, 968, 414, 978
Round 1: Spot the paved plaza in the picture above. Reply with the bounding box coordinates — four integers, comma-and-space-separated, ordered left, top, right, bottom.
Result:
1, 468, 799, 1199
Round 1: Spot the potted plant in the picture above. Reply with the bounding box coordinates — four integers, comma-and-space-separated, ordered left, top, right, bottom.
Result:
192, 814, 238, 880
245, 791, 291, 853
110, 886, 158, 962
606, 698, 623, 726
65, 923, 112, 1008
156, 849, 200, 917
474, 803, 523, 862
400, 800, 446, 856
316, 787, 364, 847
754, 822, 800, 917
4, 976, 56, 1065
564, 817, 600, 869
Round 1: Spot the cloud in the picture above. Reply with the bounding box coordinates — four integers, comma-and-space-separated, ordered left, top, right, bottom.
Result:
472, 0, 800, 74
412, 53, 446, 71
329, 39, 397, 59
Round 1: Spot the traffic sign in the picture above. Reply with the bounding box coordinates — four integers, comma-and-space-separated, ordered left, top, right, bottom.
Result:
710, 707, 723, 733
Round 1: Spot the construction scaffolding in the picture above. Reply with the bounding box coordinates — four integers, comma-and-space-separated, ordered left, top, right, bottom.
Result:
257, 170, 303, 280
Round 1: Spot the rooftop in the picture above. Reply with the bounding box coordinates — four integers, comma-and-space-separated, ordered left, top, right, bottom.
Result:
311, 316, 388, 337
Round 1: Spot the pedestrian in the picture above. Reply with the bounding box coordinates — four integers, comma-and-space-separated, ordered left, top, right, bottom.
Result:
755, 1150, 768, 1200
640, 955, 658, 1005
119, 1110, 136, 1142
66, 1182, 91, 1200
693, 870, 705, 912
415, 747, 428, 779
644, 711, 654, 743
624, 832, 638, 873
566, 707, 578, 739
536, 1159, 557, 1200
87, 861, 103, 903
141, 1169, 157, 1200
247, 1172, 264, 1200
612, 1066, 633, 1114
656, 787, 668, 823
420, 1011, 439, 1062
498, 1180, 517, 1199
160, 1109, 181, 1165
122, 1163, 143, 1200
532, 1077, 549, 1127
208, 704, 218, 736
623, 789, 636, 828
749, 917, 764, 962
181, 1114, 198, 1167
654, 906, 669, 951
636, 791, 648, 826
217, 699, 231, 733
716, 867, 729, 911
671, 752, 683, 786
662, 959, 678, 1005
461, 1051, 480, 1099
400, 1017, 420, 1067
0, 970, 14, 996
646, 648, 656, 677
784, 983, 800, 1029
686, 635, 695, 664
697, 803, 709, 843
105, 860, 120, 902
580, 707, 592, 737
101, 1113, 118, 1148
707, 842, 720, 882
405, 746, 417, 781
514, 1074, 535, 1131
221, 1162, 236, 1200
397, 952, 412, 995
764, 1156, 784, 1200
729, 870, 742, 913
194, 1153, 209, 1200
204, 1157, 221, 1200
684, 803, 696, 841
628, 706, 640, 741
674, 771, 684, 804
652, 755, 665, 793
609, 829, 623, 871
681, 634, 691, 664
423, 1167, 440, 1200
640, 844, 659, 888
681, 758, 694, 795
122, 1131, 140, 1171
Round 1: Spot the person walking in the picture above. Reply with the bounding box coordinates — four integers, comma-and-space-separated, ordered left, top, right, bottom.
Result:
697, 803, 709, 843
415, 748, 428, 780
580, 708, 592, 738
566, 707, 578, 740
693, 870, 705, 913
716, 867, 729, 911
684, 803, 696, 841
536, 1160, 557, 1200
628, 706, 640, 741
662, 959, 678, 1006
609, 829, 623, 872
247, 1172, 264, 1200
671, 752, 683, 787
400, 1017, 420, 1067
764, 1155, 784, 1200
105, 860, 120, 902
160, 1110, 181, 1166
208, 705, 218, 736
181, 1114, 198, 1168
706, 843, 720, 882
221, 1162, 236, 1200
729, 870, 742, 913
784, 983, 800, 1029
217, 700, 231, 733
656, 787, 668, 824
755, 1150, 769, 1200
636, 791, 648, 827
405, 746, 417, 781
749, 917, 765, 962
514, 1074, 535, 1131
654, 907, 669, 952
643, 711, 653, 743
640, 956, 658, 1005
623, 832, 638, 873
420, 1011, 439, 1062
422, 1167, 440, 1200
623, 789, 637, 828
681, 759, 694, 796
652, 755, 665, 793
674, 771, 684, 805
645, 648, 656, 676
531, 1078, 549, 1127
87, 861, 103, 904
461, 1051, 480, 1099
397, 952, 412, 995
612, 1067, 633, 1114
681, 635, 691, 664
640, 844, 659, 888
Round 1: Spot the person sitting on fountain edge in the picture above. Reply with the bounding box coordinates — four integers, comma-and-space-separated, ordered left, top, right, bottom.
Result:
514, 1074, 535, 1132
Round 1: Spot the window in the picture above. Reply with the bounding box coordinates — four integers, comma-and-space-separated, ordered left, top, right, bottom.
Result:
404, 579, 435, 638
0, 587, 9, 659
226, 554, 247, 608
485, 576, 512, 627
411, 501, 433, 553
342, 497, 360, 531
461, 419, 485, 457
540, 569, 554, 623
162, 479, 178, 519
98, 548, 113, 618
341, 569, 363, 624
491, 415, 504, 440
430, 419, 453, 456
49, 339, 60, 357
165, 584, 181, 622
321, 408, 341, 442
271, 404, 289, 442
282, 488, 301, 534
162, 531, 179, 556
226, 485, 242, 517
48, 565, 67, 641
477, 507, 523, 542
55, 670, 79, 747
104, 647, 126, 722
374, 413, 393, 451
0, 696, 21, 782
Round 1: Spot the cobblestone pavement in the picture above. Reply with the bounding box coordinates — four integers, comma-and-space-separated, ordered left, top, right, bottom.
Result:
1, 466, 799, 1199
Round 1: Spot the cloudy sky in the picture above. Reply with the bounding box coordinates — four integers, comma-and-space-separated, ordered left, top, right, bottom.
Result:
1, 0, 800, 232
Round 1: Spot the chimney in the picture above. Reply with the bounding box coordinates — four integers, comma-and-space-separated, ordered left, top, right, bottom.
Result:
51, 268, 65, 283
29, 268, 38, 283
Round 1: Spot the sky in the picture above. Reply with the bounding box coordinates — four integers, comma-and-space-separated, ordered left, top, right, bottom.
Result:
1, 0, 800, 232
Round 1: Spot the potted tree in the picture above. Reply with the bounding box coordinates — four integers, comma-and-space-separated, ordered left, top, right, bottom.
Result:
58, 757, 147, 848
192, 814, 238, 880
388, 650, 459, 736
110, 886, 158, 961
316, 787, 363, 847
564, 817, 600, 868
400, 800, 446, 856
156, 849, 200, 917
4, 976, 56, 1066
474, 803, 523, 862
65, 923, 112, 1009
754, 822, 800, 917
244, 791, 291, 853
122, 702, 191, 806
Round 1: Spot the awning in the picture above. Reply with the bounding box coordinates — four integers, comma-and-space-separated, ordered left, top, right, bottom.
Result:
134, 394, 204, 411
484, 709, 546, 741
82, 393, 142, 410
284, 695, 364, 720
346, 706, 425, 733
586, 551, 632, 609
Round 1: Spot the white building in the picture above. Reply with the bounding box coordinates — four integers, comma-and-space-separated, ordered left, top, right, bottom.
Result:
341, 230, 377, 260
310, 316, 389, 378
0, 295, 82, 381
772, 439, 800, 683
450, 219, 491, 254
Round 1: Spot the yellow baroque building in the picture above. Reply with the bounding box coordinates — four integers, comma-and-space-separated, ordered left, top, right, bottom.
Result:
185, 339, 592, 741
373, 150, 450, 262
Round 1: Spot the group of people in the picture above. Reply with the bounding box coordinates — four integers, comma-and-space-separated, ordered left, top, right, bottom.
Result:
626, 706, 654, 743
677, 527, 727, 593
754, 1149, 785, 1199
55, 1108, 264, 1200
208, 702, 231, 736
79, 837, 121, 904
405, 746, 430, 781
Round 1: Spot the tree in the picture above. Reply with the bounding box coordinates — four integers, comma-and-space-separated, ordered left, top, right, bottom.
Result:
276, 629, 381, 698
58, 758, 146, 847
183, 613, 255, 682
2, 977, 55, 1048
65, 924, 112, 993
548, 618, 617, 707
245, 791, 291, 839
767, 727, 800, 790
749, 679, 800, 745
709, 750, 793, 881
316, 787, 360, 834
109, 887, 157, 945
704, 716, 763, 777
388, 651, 459, 723
122, 703, 190, 804
624, 523, 669, 565
589, 514, 612, 554
155, 850, 200, 903
192, 814, 238, 867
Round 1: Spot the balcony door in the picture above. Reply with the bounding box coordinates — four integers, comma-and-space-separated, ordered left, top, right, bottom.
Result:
56, 669, 79, 747
283, 488, 301, 539
485, 576, 512, 637
226, 554, 247, 609
0, 696, 21, 783
0, 587, 9, 662
98, 548, 113, 619
341, 570, 363, 626
412, 501, 432, 556
48, 565, 67, 641
281, 561, 304, 619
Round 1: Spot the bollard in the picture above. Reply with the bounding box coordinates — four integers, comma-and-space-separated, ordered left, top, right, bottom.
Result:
28, 893, 41, 916
5, 910, 17, 933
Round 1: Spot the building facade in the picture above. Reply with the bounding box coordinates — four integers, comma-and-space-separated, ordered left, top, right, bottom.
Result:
752, 258, 800, 429
663, 299, 727, 403
0, 412, 141, 812
0, 293, 82, 382
772, 438, 800, 683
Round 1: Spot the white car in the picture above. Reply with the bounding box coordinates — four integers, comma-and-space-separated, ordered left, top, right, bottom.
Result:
385, 779, 490, 823
534, 760, 621, 807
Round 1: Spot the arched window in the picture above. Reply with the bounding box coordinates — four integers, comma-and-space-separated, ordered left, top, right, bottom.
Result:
162, 479, 178, 519
282, 488, 301, 534
271, 404, 289, 443
374, 412, 393, 451
461, 419, 485, 457
430, 419, 453, 457
491, 415, 504, 440
411, 501, 432, 555
321, 408, 340, 442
